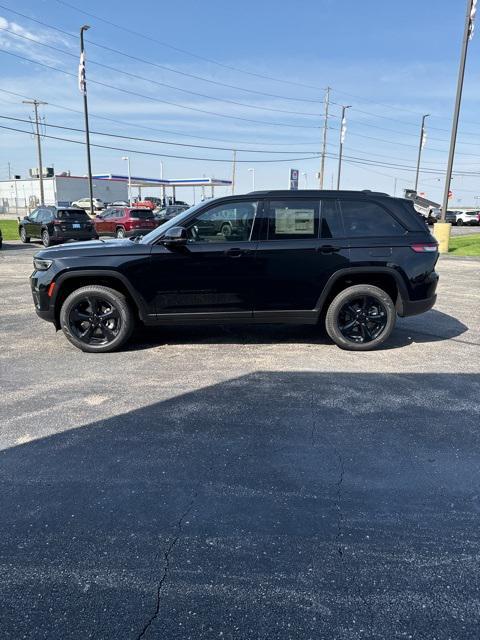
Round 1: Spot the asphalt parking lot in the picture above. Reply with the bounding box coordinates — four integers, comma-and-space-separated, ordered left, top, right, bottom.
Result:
1, 242, 479, 640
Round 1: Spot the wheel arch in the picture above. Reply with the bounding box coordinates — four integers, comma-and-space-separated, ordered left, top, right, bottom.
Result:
315, 267, 408, 317
52, 270, 147, 328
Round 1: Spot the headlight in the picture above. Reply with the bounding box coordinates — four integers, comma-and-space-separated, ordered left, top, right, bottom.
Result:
33, 257, 53, 271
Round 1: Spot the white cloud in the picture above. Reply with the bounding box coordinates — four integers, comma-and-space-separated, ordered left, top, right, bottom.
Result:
0, 15, 72, 63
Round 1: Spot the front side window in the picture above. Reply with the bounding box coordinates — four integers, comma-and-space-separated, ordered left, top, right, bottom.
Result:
185, 201, 258, 243
267, 200, 319, 240
340, 200, 406, 237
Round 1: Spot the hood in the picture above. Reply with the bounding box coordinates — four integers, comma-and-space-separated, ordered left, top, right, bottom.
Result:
34, 238, 150, 260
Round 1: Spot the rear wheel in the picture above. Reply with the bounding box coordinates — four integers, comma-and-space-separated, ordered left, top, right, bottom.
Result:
59, 285, 134, 353
325, 284, 396, 351
116, 227, 126, 239
457, 218, 463, 226
20, 227, 30, 243
42, 229, 53, 247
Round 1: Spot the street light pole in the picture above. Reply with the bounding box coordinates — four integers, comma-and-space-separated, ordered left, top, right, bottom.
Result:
122, 156, 132, 205
231, 150, 237, 195
79, 25, 94, 215
336, 105, 351, 190
414, 114, 429, 193
440, 0, 477, 224
319, 86, 331, 189
248, 167, 255, 191
22, 99, 47, 205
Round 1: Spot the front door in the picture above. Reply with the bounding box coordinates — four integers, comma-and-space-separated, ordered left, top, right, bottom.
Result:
253, 198, 350, 315
149, 199, 262, 317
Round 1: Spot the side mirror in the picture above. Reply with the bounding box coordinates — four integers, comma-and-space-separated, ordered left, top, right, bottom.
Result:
162, 226, 187, 248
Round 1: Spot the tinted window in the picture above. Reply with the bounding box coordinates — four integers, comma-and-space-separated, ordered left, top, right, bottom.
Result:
57, 209, 90, 220
267, 200, 319, 240
186, 201, 258, 243
320, 199, 344, 238
130, 209, 154, 219
340, 200, 406, 237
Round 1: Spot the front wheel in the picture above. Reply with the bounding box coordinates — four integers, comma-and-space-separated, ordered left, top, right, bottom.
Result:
59, 285, 134, 353
456, 219, 463, 226
325, 284, 396, 351
20, 227, 30, 243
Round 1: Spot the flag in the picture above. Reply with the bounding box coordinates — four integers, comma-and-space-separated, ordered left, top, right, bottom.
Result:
469, 0, 477, 40
340, 116, 347, 144
421, 128, 427, 149
78, 51, 86, 94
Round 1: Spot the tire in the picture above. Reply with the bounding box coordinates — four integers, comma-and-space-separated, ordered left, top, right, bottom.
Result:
19, 227, 30, 243
60, 285, 134, 353
42, 229, 52, 247
221, 223, 232, 238
325, 284, 396, 351
457, 219, 463, 226
116, 227, 126, 239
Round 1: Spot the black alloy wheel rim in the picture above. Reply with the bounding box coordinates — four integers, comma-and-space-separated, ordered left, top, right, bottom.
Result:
338, 295, 388, 344
68, 296, 121, 345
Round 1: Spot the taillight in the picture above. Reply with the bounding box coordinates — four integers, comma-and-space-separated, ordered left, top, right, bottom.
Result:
411, 243, 438, 253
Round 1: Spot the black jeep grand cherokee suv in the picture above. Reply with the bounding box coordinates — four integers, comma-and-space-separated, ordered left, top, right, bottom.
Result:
30, 190, 439, 353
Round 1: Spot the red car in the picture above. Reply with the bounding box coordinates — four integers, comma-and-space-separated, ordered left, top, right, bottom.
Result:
94, 207, 159, 239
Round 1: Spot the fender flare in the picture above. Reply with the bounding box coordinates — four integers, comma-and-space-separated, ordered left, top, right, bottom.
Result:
314, 266, 409, 314
51, 269, 150, 322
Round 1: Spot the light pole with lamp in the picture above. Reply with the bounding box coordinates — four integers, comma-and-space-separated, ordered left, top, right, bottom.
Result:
79, 25, 94, 215
414, 114, 429, 193
336, 105, 351, 190
122, 156, 132, 205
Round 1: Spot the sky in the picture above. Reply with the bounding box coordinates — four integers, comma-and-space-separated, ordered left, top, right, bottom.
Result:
0, 0, 479, 204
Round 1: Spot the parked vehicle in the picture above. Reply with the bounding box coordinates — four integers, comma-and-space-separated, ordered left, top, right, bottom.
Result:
30, 190, 439, 353
19, 207, 97, 247
110, 200, 130, 207
0, 226, 3, 249
132, 198, 161, 210
456, 210, 480, 226
154, 204, 190, 222
426, 208, 457, 225
94, 207, 159, 238
71, 197, 104, 212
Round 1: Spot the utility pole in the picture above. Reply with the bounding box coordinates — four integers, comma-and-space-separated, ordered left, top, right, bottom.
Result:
336, 104, 351, 190
319, 86, 331, 189
231, 150, 237, 194
7, 162, 11, 180
22, 99, 47, 206
414, 114, 429, 193
393, 177, 398, 197
440, 0, 477, 224
79, 25, 94, 215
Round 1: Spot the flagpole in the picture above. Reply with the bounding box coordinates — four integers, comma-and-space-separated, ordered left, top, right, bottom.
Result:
79, 25, 94, 215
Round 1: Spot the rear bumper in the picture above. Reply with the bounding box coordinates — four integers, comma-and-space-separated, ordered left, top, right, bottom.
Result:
397, 294, 437, 317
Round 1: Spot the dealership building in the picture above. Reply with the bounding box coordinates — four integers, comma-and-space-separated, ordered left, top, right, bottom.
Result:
0, 173, 233, 213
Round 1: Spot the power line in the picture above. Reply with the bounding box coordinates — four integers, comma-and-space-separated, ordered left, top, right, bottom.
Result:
0, 48, 320, 129
51, 0, 327, 92
0, 123, 321, 163
0, 3, 323, 103
0, 27, 322, 118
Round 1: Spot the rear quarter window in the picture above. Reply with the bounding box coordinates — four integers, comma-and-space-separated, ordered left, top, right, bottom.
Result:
339, 200, 407, 237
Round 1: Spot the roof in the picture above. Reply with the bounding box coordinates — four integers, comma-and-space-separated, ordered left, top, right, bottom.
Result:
93, 174, 232, 188
246, 189, 392, 197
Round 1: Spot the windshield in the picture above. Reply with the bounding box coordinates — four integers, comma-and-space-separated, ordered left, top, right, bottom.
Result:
140, 201, 207, 244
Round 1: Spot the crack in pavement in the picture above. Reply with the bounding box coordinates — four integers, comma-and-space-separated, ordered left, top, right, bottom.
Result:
333, 450, 345, 558
135, 496, 197, 640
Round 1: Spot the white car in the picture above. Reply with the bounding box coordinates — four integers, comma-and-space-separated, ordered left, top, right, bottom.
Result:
455, 210, 480, 226
71, 197, 104, 211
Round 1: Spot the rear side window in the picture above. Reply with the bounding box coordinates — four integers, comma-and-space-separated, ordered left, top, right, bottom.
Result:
130, 209, 154, 219
320, 199, 344, 238
267, 200, 319, 240
57, 209, 90, 220
340, 200, 406, 237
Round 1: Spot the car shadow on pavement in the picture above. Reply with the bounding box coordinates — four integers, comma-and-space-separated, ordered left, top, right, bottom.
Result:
1, 371, 479, 640
127, 308, 469, 351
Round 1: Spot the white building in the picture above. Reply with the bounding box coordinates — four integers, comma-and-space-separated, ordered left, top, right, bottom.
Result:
0, 175, 128, 213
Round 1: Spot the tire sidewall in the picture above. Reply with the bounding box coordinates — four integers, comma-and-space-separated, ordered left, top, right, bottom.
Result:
42, 230, 51, 247
325, 285, 396, 351
60, 285, 133, 353
116, 227, 125, 239
20, 227, 29, 242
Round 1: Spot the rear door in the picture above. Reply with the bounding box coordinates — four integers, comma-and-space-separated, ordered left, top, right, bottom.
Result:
253, 197, 350, 316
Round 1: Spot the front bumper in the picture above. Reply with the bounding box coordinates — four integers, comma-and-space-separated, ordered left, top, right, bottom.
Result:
31, 273, 55, 323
